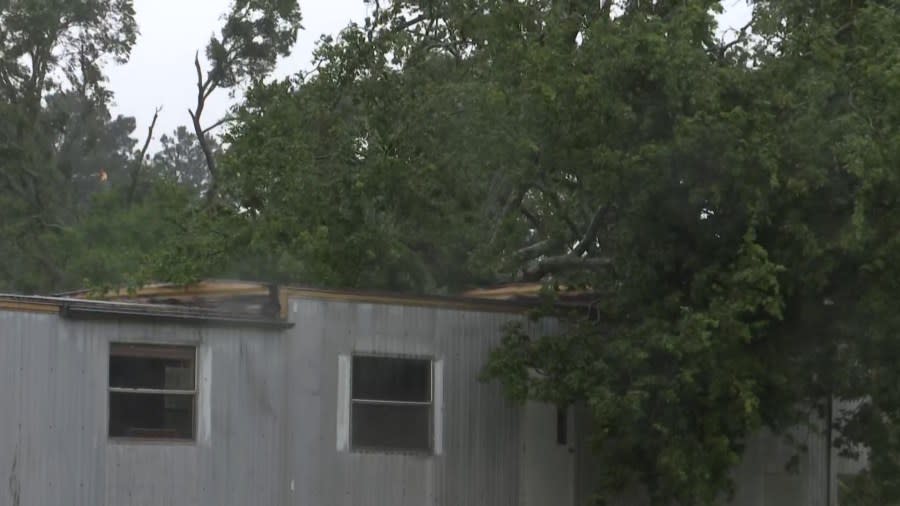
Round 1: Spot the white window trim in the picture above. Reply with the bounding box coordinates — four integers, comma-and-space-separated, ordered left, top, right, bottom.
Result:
107, 342, 200, 443
336, 354, 443, 454
336, 355, 351, 451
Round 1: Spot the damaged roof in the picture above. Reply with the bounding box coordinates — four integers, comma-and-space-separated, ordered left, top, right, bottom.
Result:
0, 293, 293, 329
0, 280, 591, 324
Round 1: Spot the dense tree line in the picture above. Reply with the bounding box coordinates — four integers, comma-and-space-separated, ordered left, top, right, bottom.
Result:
3, 0, 900, 504
0, 0, 300, 292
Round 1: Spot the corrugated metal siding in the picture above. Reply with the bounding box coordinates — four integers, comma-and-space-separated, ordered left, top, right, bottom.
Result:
0, 310, 284, 506
283, 299, 534, 506
2, 298, 852, 506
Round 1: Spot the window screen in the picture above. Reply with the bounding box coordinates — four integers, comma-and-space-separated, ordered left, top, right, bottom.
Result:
109, 343, 196, 440
351, 355, 432, 452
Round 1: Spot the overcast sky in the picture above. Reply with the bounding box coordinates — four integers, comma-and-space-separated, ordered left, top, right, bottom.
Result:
106, 0, 751, 147
106, 0, 371, 144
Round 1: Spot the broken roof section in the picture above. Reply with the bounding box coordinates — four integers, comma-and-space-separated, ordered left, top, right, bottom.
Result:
0, 293, 294, 328
1, 280, 592, 326
52, 279, 591, 319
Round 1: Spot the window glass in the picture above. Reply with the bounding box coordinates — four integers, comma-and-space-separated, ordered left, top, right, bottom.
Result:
352, 355, 431, 402
350, 355, 433, 452
109, 354, 195, 390
109, 392, 194, 439
109, 343, 196, 441
351, 403, 431, 451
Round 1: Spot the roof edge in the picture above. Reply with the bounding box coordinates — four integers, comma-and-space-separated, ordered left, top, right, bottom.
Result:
61, 280, 570, 315
0, 295, 292, 329
280, 286, 545, 314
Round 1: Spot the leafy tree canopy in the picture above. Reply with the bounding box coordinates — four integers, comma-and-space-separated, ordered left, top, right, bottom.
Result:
2, 0, 899, 503
0, 0, 301, 292
154, 0, 900, 504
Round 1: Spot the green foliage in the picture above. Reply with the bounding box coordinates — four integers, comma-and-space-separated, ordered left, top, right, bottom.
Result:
153, 3, 900, 500
480, 0, 900, 503
174, 0, 894, 503
3, 0, 900, 503
153, 126, 220, 193
206, 0, 303, 88
0, 0, 302, 293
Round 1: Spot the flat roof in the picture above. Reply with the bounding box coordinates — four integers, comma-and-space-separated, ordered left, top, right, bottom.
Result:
0, 294, 294, 329
52, 280, 580, 316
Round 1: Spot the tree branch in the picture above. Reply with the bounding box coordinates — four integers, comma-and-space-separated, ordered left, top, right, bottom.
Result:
203, 80, 219, 101
127, 106, 161, 205
395, 14, 427, 32
717, 17, 754, 58
194, 51, 208, 98
520, 206, 542, 230
521, 255, 613, 282
201, 115, 234, 135
515, 239, 556, 259
189, 51, 220, 204
533, 181, 581, 238
572, 205, 609, 257
190, 109, 220, 204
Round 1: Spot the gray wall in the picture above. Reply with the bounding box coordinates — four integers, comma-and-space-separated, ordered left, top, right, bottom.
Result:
0, 309, 285, 506
0, 299, 860, 506
0, 299, 562, 506
282, 298, 557, 506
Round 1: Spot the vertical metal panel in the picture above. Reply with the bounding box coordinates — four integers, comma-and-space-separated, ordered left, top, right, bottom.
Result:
0, 309, 284, 506
3, 297, 851, 506
283, 299, 535, 506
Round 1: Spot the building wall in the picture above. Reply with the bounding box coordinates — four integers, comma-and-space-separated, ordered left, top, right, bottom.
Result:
0, 299, 862, 506
519, 402, 576, 506
0, 309, 284, 506
0, 299, 568, 506
282, 297, 562, 506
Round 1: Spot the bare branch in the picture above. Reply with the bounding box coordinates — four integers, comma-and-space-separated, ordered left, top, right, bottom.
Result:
188, 51, 220, 204
194, 51, 207, 97
190, 107, 220, 204
138, 107, 162, 163
201, 115, 234, 135
127, 106, 161, 205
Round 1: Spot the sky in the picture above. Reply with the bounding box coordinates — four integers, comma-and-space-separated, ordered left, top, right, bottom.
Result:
106, 0, 372, 144
106, 0, 752, 147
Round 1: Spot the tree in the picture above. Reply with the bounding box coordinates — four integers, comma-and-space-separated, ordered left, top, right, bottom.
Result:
485, 0, 900, 504
160, 0, 900, 504
0, 0, 304, 293
0, 0, 139, 292
153, 126, 221, 193
186, 0, 303, 202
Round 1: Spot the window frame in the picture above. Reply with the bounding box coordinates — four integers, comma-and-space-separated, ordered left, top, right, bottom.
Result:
107, 342, 198, 443
349, 353, 435, 454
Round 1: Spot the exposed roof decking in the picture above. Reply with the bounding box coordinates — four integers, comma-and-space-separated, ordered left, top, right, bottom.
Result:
0, 294, 293, 328
57, 279, 576, 316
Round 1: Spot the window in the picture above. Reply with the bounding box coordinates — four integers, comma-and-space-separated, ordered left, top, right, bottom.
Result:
351, 355, 432, 452
108, 343, 196, 440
